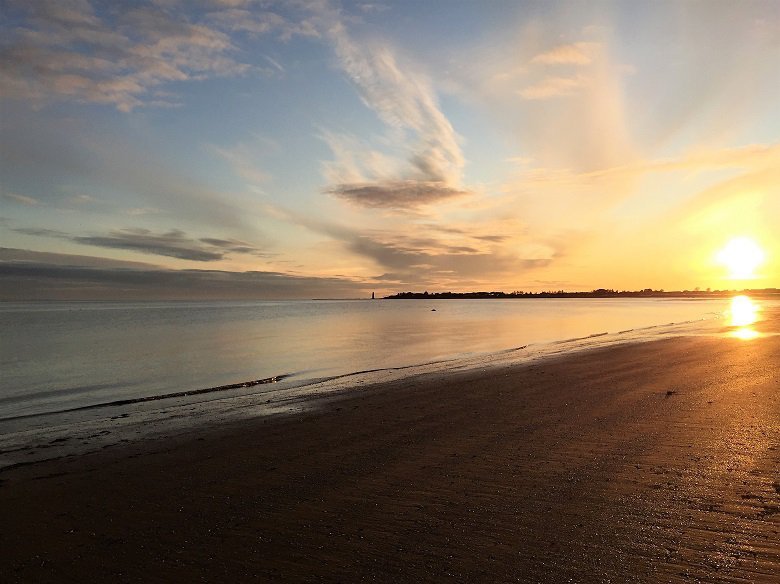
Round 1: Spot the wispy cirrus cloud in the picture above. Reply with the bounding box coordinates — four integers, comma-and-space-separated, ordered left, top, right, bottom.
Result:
326, 24, 463, 185
315, 7, 469, 210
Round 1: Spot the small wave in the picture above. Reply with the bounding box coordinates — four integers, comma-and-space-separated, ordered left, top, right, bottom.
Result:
553, 331, 609, 344
0, 374, 290, 422
290, 357, 462, 389
0, 381, 126, 407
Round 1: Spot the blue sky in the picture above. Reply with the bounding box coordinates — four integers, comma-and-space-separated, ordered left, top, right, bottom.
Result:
1, 0, 779, 299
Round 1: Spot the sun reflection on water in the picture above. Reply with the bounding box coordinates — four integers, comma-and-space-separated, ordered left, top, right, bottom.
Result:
726, 295, 760, 339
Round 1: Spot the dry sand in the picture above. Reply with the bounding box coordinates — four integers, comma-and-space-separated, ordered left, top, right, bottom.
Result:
1, 316, 778, 582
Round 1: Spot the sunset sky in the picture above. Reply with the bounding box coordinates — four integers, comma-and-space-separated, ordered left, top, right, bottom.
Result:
2, 0, 779, 299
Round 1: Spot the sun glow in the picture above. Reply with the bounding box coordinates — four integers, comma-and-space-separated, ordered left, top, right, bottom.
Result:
716, 237, 765, 280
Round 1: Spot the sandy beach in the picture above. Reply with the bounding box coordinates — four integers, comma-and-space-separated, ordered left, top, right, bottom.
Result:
1, 317, 779, 582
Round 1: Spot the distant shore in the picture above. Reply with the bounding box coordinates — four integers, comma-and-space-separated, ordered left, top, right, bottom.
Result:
385, 287, 780, 299
1, 311, 779, 582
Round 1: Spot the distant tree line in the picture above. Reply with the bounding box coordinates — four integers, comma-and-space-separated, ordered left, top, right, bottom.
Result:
384, 288, 780, 299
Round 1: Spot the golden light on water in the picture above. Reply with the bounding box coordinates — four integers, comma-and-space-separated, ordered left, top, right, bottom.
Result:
716, 237, 765, 280
726, 295, 760, 339
729, 295, 758, 326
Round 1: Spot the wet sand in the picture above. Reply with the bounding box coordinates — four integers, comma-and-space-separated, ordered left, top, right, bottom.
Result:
1, 322, 779, 582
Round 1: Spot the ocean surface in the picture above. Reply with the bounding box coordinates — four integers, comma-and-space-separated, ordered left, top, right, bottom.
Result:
0, 297, 738, 424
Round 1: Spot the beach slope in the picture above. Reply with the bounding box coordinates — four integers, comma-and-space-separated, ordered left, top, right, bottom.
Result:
1, 321, 779, 582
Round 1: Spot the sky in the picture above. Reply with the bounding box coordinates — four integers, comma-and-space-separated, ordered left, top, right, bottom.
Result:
1, 0, 779, 300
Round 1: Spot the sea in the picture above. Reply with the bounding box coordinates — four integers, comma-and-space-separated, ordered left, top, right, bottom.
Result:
0, 297, 740, 428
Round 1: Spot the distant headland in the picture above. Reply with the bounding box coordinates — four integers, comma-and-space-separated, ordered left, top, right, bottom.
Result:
384, 288, 780, 299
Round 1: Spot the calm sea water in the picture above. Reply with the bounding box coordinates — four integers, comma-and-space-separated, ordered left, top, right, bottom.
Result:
0, 298, 731, 421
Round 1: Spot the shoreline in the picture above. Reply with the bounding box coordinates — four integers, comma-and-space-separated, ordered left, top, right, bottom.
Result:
2, 311, 779, 582
0, 315, 721, 469
0, 296, 734, 424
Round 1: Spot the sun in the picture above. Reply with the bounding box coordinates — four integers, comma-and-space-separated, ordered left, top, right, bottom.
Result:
715, 237, 765, 280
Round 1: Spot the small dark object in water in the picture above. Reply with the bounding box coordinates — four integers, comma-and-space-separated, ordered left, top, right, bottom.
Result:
431, 308, 437, 311
666, 390, 677, 397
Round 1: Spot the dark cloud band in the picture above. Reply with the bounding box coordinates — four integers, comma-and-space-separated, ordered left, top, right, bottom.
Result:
327, 180, 468, 209
11, 226, 269, 262
0, 260, 367, 301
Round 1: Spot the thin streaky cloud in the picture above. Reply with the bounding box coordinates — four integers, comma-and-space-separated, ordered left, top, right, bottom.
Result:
530, 42, 597, 66
11, 227, 70, 238
70, 228, 270, 262
518, 75, 586, 100
1, 191, 42, 206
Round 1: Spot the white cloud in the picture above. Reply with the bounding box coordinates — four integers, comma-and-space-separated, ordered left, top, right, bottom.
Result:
0, 1, 260, 111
